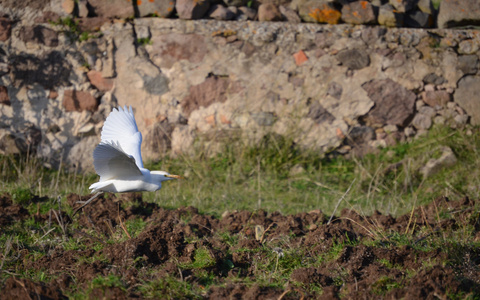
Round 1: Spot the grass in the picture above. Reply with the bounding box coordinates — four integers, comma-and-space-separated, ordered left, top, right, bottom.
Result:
1, 125, 480, 218
1, 125, 480, 297
142, 125, 480, 218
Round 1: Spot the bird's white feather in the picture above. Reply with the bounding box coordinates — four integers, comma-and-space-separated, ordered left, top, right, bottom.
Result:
101, 106, 144, 169
92, 141, 142, 181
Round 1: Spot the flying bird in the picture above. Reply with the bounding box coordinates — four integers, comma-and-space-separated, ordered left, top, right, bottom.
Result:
74, 105, 181, 214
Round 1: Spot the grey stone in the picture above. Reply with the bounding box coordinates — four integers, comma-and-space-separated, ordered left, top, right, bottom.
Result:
438, 0, 480, 28
404, 126, 416, 137
87, 0, 134, 18
378, 4, 404, 27
208, 5, 236, 20
137, 0, 176, 17
454, 114, 469, 127
458, 55, 479, 75
347, 126, 375, 146
405, 11, 433, 28
418, 106, 436, 118
384, 124, 398, 133
66, 136, 97, 172
341, 1, 376, 25
433, 115, 446, 125
289, 164, 305, 176
142, 72, 169, 96
458, 39, 479, 55
417, 0, 433, 14
389, 0, 414, 13
361, 27, 387, 46
307, 101, 335, 124
78, 0, 89, 18
363, 79, 416, 126
326, 82, 342, 100
423, 73, 445, 85
412, 113, 432, 130
458, 39, 479, 54
279, 5, 301, 23
135, 25, 151, 40
420, 146, 457, 178
336, 49, 370, 70
258, 3, 282, 22
416, 99, 425, 110
223, 0, 248, 6
454, 75, 480, 125
237, 6, 256, 20
251, 112, 276, 126
176, 0, 211, 19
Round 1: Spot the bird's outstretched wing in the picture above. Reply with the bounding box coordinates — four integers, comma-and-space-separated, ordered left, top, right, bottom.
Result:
93, 141, 142, 181
101, 106, 144, 169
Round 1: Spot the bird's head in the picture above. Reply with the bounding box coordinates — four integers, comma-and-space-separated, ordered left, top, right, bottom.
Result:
150, 171, 183, 182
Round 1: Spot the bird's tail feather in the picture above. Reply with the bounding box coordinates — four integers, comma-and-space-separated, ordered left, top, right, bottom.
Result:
89, 181, 114, 193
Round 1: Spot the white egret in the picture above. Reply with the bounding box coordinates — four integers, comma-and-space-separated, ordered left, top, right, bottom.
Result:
74, 105, 181, 214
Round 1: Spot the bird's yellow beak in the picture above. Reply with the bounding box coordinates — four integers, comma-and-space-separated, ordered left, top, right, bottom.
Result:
165, 174, 183, 179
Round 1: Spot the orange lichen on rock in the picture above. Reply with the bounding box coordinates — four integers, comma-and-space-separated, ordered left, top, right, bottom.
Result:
308, 5, 341, 24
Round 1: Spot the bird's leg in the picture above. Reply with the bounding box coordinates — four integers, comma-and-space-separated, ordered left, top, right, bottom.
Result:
73, 192, 103, 216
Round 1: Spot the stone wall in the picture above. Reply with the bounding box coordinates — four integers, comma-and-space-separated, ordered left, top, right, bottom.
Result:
0, 3, 479, 171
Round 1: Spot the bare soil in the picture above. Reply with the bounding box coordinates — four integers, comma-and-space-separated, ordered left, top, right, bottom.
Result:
1, 193, 480, 299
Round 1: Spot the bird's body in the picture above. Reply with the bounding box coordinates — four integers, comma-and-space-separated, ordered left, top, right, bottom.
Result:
89, 170, 170, 193
75, 105, 180, 214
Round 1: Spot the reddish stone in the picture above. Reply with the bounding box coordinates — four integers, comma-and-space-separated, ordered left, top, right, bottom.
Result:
63, 90, 98, 112
34, 11, 61, 23
181, 76, 238, 117
0, 17, 12, 42
76, 17, 108, 32
294, 50, 308, 66
0, 86, 10, 106
87, 70, 114, 92
87, 0, 134, 19
48, 90, 59, 99
422, 90, 451, 108
362, 79, 416, 127
151, 33, 207, 69
258, 3, 283, 22
220, 114, 231, 125
205, 114, 216, 126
